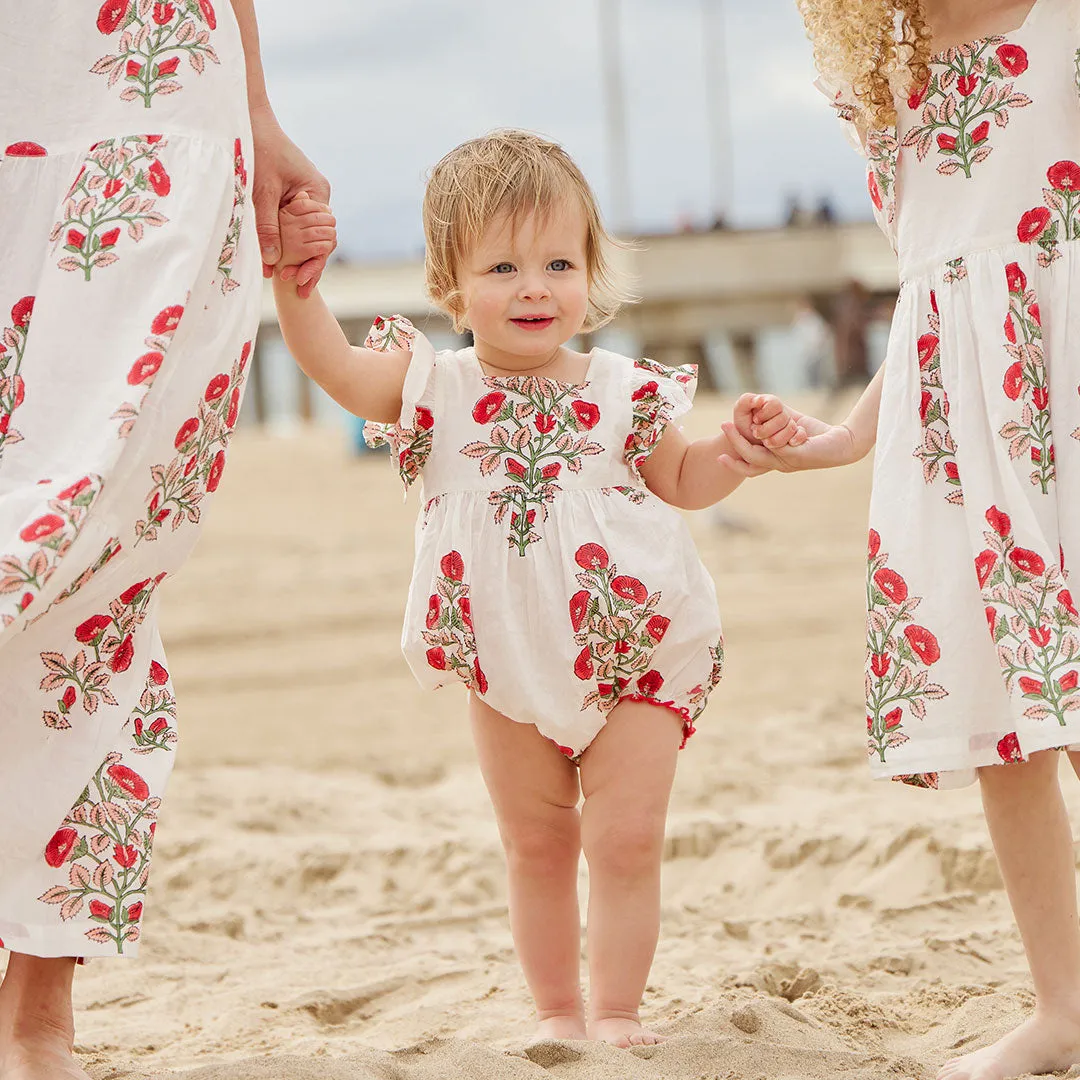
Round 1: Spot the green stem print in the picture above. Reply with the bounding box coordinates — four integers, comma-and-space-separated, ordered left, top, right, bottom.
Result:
977, 506, 1080, 726
92, 0, 220, 108
865, 530, 949, 764
996, 263, 1054, 492
461, 380, 605, 556
902, 38, 1031, 179
49, 136, 172, 281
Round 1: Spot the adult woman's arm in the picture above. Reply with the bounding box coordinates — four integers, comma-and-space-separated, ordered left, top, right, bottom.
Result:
229, 0, 335, 296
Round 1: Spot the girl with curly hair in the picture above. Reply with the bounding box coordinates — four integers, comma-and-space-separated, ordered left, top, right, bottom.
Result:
722, 1, 1080, 1078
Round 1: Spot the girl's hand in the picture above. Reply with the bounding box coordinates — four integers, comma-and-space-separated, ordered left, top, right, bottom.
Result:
732, 393, 808, 449
277, 191, 337, 280
718, 413, 857, 475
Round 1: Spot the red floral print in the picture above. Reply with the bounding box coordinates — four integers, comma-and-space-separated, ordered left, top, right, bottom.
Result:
1016, 160, 1080, 267
134, 339, 250, 544
996, 264, 1054, 491
49, 136, 171, 280
977, 505, 1080, 724
216, 137, 248, 293
0, 295, 34, 460
91, 0, 221, 108
38, 575, 164, 728
913, 294, 962, 503
37, 749, 162, 954
0, 476, 105, 629
865, 533, 949, 766
571, 542, 673, 715
902, 39, 1031, 178
461, 376, 605, 555
4, 142, 47, 157
362, 317, 433, 489
112, 301, 186, 438
423, 551, 485, 694
623, 362, 696, 479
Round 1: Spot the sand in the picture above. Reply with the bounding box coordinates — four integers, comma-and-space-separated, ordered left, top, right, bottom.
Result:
49, 392, 1080, 1080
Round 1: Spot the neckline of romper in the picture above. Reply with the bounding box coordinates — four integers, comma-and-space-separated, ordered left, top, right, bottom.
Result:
929, 0, 1047, 64
465, 347, 598, 390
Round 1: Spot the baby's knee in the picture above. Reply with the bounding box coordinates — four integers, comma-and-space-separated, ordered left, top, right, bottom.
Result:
500, 814, 580, 874
583, 815, 665, 878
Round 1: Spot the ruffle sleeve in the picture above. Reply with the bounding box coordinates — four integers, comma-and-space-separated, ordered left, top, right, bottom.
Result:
622, 356, 698, 482
814, 75, 868, 157
361, 315, 436, 493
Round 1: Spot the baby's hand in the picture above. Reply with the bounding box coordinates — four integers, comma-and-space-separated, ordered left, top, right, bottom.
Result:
732, 393, 807, 450
277, 191, 336, 287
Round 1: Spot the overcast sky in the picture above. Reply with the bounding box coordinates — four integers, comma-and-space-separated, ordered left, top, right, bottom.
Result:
255, 0, 870, 260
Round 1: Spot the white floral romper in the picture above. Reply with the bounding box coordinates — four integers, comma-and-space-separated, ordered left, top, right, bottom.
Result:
0, 1, 260, 956
364, 318, 725, 759
822, 0, 1080, 788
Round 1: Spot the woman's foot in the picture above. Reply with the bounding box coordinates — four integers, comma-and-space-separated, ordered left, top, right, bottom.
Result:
588, 1014, 665, 1047
533, 1012, 588, 1041
937, 1008, 1080, 1080
0, 1018, 91, 1080
0, 955, 89, 1080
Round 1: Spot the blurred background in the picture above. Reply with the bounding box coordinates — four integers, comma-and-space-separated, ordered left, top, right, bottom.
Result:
244, 0, 899, 437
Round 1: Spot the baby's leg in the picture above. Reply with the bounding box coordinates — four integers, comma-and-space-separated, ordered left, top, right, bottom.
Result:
578, 699, 683, 1047
469, 696, 586, 1040
939, 750, 1080, 1080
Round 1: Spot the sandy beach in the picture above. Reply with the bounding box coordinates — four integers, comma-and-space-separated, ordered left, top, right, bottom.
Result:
54, 391, 1080, 1080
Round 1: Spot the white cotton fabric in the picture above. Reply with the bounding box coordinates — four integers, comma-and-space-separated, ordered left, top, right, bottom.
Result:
825, 0, 1080, 788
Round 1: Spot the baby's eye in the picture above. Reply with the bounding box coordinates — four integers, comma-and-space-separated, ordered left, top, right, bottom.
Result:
549, 259, 571, 272
491, 263, 515, 274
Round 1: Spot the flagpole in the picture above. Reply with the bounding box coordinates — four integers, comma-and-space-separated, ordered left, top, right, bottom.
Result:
702, 0, 733, 225
598, 0, 631, 232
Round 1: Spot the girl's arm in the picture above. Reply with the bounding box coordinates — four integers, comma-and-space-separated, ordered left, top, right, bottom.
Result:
721, 362, 885, 474
639, 427, 764, 510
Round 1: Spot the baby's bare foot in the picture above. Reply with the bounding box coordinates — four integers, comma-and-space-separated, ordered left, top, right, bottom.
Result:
937, 1008, 1080, 1080
533, 1013, 588, 1041
588, 1014, 665, 1047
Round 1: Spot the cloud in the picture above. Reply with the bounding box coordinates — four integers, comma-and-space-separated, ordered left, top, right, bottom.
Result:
255, 0, 871, 258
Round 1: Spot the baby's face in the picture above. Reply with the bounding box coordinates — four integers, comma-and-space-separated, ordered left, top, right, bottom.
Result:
459, 198, 590, 365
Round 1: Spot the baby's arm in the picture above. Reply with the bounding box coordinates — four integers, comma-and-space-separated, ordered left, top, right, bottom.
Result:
639, 426, 765, 510
273, 195, 409, 423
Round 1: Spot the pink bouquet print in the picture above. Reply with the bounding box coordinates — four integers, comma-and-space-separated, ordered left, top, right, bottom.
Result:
92, 0, 221, 108
903, 40, 1031, 178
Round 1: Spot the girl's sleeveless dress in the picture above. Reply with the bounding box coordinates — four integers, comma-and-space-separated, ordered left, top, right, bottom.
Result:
0, 2, 260, 956
364, 318, 725, 759
822, 0, 1080, 788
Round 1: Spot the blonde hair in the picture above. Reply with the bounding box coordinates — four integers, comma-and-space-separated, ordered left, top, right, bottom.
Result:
422, 129, 633, 334
798, 0, 932, 128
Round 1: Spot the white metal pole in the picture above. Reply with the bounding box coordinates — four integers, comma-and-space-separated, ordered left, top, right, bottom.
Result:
702, 0, 733, 226
598, 0, 631, 232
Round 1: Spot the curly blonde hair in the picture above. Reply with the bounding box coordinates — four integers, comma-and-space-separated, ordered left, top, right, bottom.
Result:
798, 0, 932, 128
423, 129, 634, 334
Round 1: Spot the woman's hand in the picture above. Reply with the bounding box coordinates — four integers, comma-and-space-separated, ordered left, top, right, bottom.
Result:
250, 105, 334, 297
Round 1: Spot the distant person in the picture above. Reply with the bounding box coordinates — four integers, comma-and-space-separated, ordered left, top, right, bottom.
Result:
722, 1, 1080, 1077
830, 279, 870, 390
791, 297, 834, 388
0, 3, 331, 1076
814, 196, 837, 225
272, 130, 803, 1048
